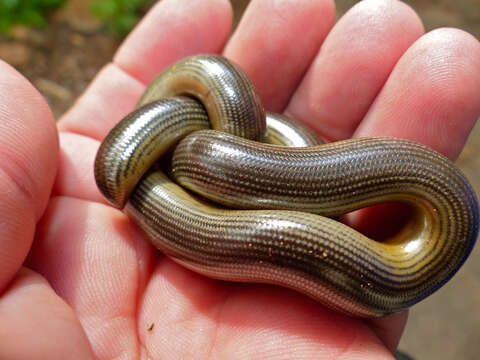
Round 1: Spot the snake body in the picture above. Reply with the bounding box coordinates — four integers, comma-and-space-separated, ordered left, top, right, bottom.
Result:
95, 55, 479, 317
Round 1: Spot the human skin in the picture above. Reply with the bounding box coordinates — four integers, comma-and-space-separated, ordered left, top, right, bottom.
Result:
0, 0, 479, 359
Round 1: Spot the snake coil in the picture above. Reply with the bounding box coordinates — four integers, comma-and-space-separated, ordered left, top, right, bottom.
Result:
95, 54, 479, 317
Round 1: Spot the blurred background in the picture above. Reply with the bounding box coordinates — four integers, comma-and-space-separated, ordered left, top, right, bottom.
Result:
0, 0, 478, 359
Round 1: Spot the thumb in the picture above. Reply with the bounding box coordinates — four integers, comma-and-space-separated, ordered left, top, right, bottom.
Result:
0, 60, 58, 290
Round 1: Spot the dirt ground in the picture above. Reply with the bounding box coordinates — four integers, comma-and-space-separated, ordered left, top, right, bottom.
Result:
1, 1, 479, 359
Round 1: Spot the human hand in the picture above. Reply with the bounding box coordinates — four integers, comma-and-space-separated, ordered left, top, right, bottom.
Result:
1, 0, 479, 359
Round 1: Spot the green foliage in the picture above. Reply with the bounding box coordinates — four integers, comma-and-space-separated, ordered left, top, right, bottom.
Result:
0, 0, 153, 35
0, 0, 66, 33
90, 0, 154, 36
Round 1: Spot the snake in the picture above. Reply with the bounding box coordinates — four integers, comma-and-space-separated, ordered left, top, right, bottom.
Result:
94, 54, 479, 317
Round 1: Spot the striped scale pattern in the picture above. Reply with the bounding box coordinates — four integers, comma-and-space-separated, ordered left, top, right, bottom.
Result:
126, 171, 379, 316
94, 96, 210, 208
94, 54, 479, 317
171, 130, 478, 216
164, 130, 479, 315
93, 96, 313, 209
137, 54, 266, 141
126, 161, 477, 316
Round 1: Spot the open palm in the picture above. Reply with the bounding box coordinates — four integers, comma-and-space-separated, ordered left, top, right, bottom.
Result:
1, 0, 479, 359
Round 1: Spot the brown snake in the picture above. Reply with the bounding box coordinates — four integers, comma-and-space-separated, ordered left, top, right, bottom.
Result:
94, 55, 479, 317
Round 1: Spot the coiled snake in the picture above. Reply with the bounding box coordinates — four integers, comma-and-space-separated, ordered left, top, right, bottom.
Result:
94, 55, 479, 317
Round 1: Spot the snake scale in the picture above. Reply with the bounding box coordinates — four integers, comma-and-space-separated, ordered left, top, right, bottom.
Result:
94, 55, 479, 317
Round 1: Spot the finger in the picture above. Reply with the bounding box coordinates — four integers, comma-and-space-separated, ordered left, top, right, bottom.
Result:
139, 261, 393, 359
286, 0, 424, 141
27, 197, 154, 359
58, 65, 143, 140
0, 61, 58, 290
209, 286, 393, 360
224, 0, 335, 112
115, 0, 232, 84
345, 28, 480, 285
0, 267, 95, 359
59, 0, 232, 140
354, 28, 480, 160
52, 132, 105, 203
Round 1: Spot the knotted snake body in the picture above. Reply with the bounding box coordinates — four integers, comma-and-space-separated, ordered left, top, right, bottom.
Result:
95, 55, 479, 317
